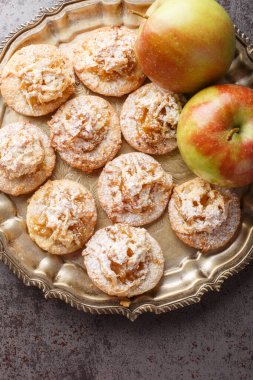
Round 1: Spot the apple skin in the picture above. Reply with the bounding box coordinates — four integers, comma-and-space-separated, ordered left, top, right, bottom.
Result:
135, 0, 235, 93
177, 84, 253, 188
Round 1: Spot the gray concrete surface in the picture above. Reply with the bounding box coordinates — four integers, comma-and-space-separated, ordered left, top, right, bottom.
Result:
0, 1, 253, 379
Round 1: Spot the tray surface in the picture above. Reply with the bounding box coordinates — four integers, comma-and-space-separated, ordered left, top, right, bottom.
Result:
0, 0, 253, 321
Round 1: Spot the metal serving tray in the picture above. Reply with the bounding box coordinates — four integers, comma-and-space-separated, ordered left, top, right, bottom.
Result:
0, 0, 253, 321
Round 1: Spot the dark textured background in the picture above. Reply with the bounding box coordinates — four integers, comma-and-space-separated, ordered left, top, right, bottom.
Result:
0, 1, 253, 379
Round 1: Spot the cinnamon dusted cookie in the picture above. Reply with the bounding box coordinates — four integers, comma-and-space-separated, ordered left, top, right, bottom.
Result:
0, 44, 75, 116
73, 26, 145, 97
98, 152, 173, 226
48, 95, 121, 173
120, 83, 185, 155
83, 223, 164, 297
168, 178, 241, 252
27, 180, 97, 255
0, 122, 56, 196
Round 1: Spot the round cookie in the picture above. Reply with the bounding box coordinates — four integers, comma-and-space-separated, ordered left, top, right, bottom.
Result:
27, 179, 97, 255
120, 83, 185, 155
83, 223, 164, 297
0, 44, 75, 117
48, 95, 121, 173
168, 177, 241, 252
73, 26, 145, 97
98, 152, 173, 226
0, 122, 56, 196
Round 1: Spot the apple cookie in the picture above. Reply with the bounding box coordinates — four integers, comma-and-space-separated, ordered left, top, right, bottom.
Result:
120, 83, 184, 155
0, 122, 56, 196
168, 178, 241, 252
0, 44, 75, 117
98, 152, 173, 226
49, 95, 121, 173
73, 26, 145, 97
83, 223, 164, 297
27, 180, 97, 255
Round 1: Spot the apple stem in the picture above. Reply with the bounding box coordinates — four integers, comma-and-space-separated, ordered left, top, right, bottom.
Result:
227, 127, 240, 141
129, 10, 148, 19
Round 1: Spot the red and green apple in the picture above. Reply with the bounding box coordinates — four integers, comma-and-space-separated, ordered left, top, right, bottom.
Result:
177, 84, 253, 187
135, 0, 236, 93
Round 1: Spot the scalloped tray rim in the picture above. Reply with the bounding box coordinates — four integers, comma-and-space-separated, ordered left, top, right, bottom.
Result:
0, 0, 253, 321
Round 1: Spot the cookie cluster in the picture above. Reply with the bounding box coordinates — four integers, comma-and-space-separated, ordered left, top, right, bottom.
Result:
0, 26, 241, 299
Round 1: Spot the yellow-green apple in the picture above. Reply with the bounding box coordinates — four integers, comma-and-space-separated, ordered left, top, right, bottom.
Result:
177, 84, 253, 187
135, 0, 235, 93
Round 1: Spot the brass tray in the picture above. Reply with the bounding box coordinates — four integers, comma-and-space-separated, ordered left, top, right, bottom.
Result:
0, 0, 253, 321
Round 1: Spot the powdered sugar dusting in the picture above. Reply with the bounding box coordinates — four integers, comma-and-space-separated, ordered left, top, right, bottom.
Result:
30, 181, 96, 250
105, 153, 172, 214
133, 85, 182, 143
0, 123, 45, 179
174, 178, 230, 234
74, 26, 137, 81
121, 83, 184, 154
49, 96, 109, 154
98, 153, 173, 226
5, 45, 75, 108
83, 224, 158, 295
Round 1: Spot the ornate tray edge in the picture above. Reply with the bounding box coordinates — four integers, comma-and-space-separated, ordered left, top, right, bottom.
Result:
1, 235, 253, 321
0, 0, 78, 55
0, 0, 253, 321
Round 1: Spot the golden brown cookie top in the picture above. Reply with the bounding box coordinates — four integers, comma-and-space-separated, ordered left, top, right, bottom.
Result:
83, 223, 164, 297
172, 178, 229, 234
168, 177, 241, 252
27, 180, 97, 254
4, 45, 74, 106
98, 152, 173, 226
121, 83, 184, 155
1, 44, 75, 116
0, 121, 56, 196
77, 26, 136, 80
49, 96, 110, 154
0, 122, 45, 180
73, 27, 145, 97
48, 95, 121, 173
